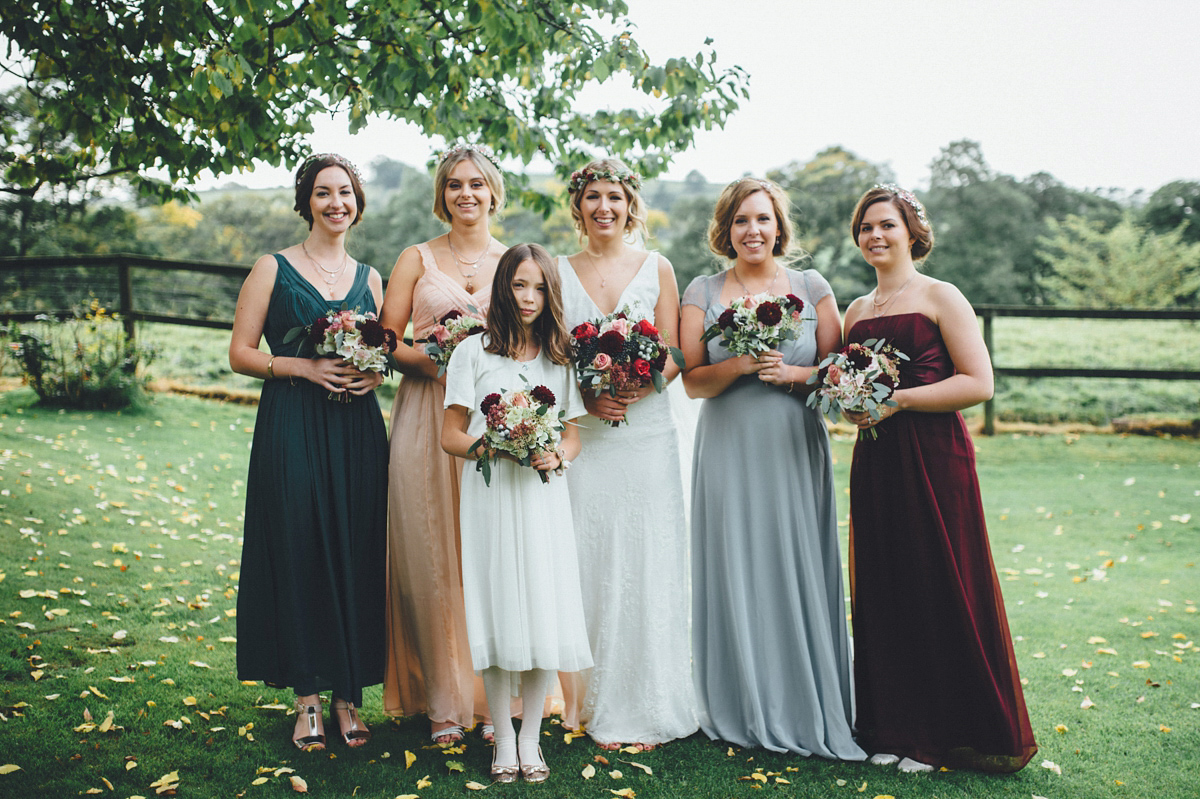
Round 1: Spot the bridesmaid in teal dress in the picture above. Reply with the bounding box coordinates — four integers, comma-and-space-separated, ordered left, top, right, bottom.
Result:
680, 178, 864, 759
230, 154, 387, 752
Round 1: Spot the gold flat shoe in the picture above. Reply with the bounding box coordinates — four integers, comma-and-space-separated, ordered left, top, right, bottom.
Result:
520, 744, 549, 783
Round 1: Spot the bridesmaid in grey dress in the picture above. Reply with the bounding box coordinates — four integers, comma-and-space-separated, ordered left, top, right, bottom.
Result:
679, 177, 865, 758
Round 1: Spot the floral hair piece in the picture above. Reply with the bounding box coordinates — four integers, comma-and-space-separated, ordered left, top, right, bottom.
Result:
568, 165, 642, 194
873, 183, 929, 227
439, 142, 502, 170
296, 152, 362, 186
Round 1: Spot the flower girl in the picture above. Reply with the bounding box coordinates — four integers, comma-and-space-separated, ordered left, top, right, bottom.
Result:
441, 243, 591, 782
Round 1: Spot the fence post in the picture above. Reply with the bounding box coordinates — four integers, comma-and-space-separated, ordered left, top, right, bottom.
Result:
982, 309, 994, 435
117, 259, 136, 341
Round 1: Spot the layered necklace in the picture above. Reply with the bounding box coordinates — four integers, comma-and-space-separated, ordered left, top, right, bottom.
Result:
302, 241, 349, 298
871, 272, 917, 317
731, 263, 781, 297
448, 234, 491, 293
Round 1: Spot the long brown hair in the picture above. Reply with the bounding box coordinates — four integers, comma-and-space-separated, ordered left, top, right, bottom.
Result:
484, 243, 572, 365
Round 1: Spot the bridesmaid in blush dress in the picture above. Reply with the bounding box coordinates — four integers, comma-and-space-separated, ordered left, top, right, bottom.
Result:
680, 178, 863, 759
380, 143, 507, 744
556, 157, 698, 750
842, 184, 1036, 773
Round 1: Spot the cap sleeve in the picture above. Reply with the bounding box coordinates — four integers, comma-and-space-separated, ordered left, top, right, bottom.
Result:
443, 335, 480, 411
682, 272, 715, 311
795, 268, 833, 306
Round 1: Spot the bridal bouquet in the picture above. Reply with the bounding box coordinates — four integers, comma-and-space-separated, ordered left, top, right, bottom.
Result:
284, 308, 398, 400
701, 292, 805, 356
424, 308, 485, 376
806, 337, 908, 439
569, 306, 683, 427
472, 377, 566, 486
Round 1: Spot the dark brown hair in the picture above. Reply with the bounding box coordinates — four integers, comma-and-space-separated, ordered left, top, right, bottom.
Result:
484, 243, 572, 365
293, 154, 366, 230
707, 177, 798, 261
850, 186, 935, 260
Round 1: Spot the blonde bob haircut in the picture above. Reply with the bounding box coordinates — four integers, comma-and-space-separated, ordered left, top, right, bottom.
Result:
567, 157, 648, 245
707, 177, 799, 262
433, 149, 506, 224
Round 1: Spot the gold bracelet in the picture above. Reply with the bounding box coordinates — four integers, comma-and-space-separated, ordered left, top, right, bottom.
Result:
267, 356, 276, 380
786, 379, 795, 394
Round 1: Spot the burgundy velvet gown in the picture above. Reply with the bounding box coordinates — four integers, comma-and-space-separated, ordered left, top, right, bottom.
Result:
848, 312, 1036, 773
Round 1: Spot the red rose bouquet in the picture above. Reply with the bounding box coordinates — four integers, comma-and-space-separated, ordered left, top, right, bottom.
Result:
700, 291, 806, 356
284, 308, 398, 401
806, 337, 908, 439
569, 306, 684, 427
472, 377, 566, 486
423, 307, 486, 376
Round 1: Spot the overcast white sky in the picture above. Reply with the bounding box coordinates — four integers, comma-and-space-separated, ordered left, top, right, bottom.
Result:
200, 0, 1200, 195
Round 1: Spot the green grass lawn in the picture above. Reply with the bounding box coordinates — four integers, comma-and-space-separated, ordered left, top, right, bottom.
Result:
0, 388, 1197, 798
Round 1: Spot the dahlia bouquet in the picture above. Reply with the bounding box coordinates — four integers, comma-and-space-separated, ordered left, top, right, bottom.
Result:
806, 337, 908, 439
284, 308, 398, 400
472, 376, 566, 486
701, 292, 806, 356
569, 306, 683, 427
423, 307, 485, 376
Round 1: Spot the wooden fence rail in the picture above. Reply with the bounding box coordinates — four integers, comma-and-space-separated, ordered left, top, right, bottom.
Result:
3, 255, 1199, 434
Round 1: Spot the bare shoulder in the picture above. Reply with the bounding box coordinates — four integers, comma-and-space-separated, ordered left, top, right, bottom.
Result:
923, 277, 975, 321
843, 294, 872, 330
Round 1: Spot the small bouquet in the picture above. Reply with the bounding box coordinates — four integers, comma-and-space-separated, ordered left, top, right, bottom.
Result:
806, 337, 908, 439
569, 306, 684, 427
471, 376, 566, 486
423, 308, 485, 376
284, 308, 398, 401
701, 292, 806, 356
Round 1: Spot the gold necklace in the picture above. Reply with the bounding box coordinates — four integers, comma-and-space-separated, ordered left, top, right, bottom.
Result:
731, 263, 780, 296
583, 249, 611, 288
871, 273, 917, 317
302, 241, 348, 297
448, 235, 490, 293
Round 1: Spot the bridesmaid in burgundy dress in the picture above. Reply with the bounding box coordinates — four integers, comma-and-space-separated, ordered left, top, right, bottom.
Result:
841, 185, 1037, 773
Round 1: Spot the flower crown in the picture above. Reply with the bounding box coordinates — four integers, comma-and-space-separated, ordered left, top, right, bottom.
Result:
296, 152, 362, 186
874, 183, 929, 226
568, 165, 642, 194
439, 142, 502, 170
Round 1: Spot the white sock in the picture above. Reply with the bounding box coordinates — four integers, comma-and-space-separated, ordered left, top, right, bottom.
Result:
482, 667, 517, 766
517, 668, 552, 765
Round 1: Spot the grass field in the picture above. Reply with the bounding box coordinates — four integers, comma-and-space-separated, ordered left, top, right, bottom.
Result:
1, 388, 1196, 798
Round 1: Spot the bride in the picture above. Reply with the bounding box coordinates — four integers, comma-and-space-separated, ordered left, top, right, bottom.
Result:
556, 157, 698, 750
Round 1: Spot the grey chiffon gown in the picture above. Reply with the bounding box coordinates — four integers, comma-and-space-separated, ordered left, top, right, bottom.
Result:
683, 268, 865, 758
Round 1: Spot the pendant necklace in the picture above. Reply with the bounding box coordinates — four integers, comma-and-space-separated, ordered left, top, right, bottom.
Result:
302, 241, 348, 297
871, 272, 917, 317
732, 263, 780, 297
583, 249, 612, 288
449, 234, 490, 293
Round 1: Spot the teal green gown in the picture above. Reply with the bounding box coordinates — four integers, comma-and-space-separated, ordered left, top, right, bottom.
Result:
236, 255, 388, 703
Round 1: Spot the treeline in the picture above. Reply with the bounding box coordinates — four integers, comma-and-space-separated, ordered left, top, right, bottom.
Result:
3, 140, 1198, 308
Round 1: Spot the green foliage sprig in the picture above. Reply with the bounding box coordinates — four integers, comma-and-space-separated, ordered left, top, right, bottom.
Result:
13, 300, 155, 409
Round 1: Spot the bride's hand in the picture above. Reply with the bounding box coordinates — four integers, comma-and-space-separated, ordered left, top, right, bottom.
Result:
584, 390, 629, 423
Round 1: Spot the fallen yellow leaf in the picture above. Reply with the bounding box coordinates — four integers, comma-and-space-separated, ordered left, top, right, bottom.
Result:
582, 763, 596, 779
404, 750, 416, 769
252, 777, 270, 785
0, 765, 21, 775
627, 761, 653, 775
465, 782, 488, 791
416, 775, 432, 790
609, 790, 636, 798
290, 775, 308, 792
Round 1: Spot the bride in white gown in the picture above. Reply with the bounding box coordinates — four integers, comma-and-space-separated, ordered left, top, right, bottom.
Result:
557, 158, 699, 749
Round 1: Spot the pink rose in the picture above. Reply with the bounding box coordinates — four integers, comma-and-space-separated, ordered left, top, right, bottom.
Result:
511, 392, 530, 408
605, 317, 630, 337
592, 352, 613, 370
339, 311, 356, 331
742, 295, 759, 310
432, 326, 449, 345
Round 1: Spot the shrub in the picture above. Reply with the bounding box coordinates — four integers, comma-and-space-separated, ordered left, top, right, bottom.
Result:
13, 301, 155, 409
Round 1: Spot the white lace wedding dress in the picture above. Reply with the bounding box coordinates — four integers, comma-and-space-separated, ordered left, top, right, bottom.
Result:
557, 253, 699, 746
